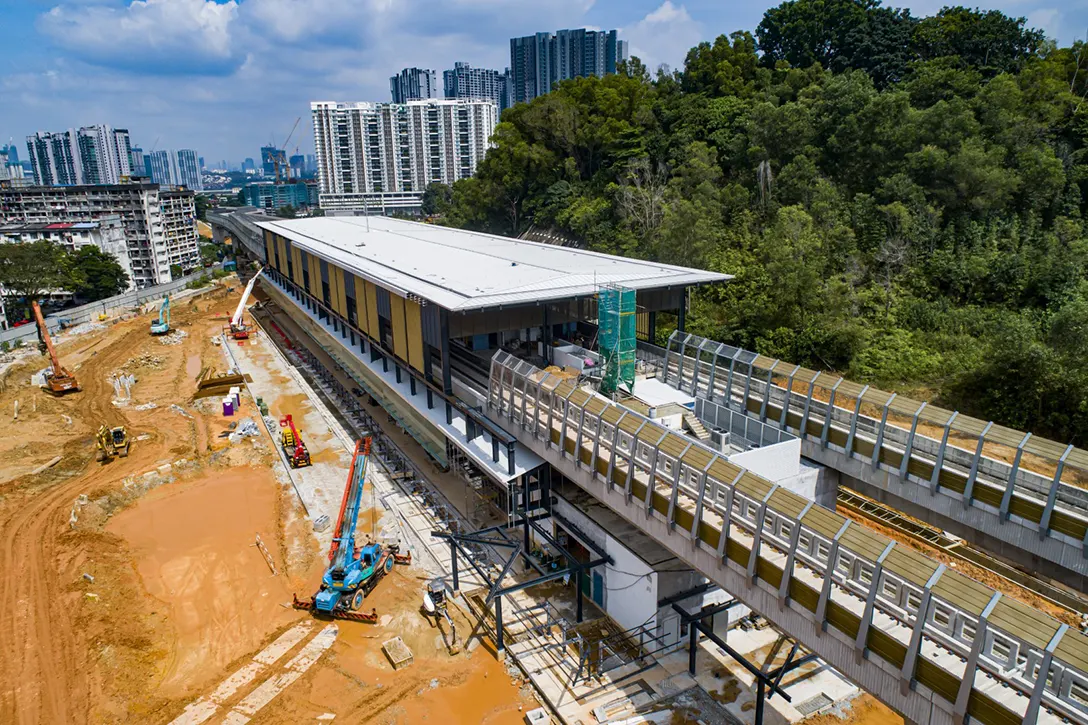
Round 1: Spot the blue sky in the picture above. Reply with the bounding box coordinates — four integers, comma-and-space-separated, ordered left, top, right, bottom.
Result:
0, 0, 1081, 165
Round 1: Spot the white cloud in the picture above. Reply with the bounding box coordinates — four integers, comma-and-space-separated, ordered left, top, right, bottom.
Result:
38, 0, 241, 74
1027, 8, 1061, 42
622, 1, 702, 74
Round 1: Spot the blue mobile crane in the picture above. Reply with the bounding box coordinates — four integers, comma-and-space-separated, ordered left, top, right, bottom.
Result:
150, 296, 170, 335
293, 438, 411, 621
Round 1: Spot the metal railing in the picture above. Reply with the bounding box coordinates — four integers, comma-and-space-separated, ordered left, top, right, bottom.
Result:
656, 331, 1088, 556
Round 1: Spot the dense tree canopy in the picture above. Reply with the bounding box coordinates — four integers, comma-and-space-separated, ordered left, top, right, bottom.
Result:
441, 1, 1088, 444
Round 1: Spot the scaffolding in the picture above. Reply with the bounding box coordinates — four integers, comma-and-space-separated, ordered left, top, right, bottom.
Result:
598, 285, 636, 396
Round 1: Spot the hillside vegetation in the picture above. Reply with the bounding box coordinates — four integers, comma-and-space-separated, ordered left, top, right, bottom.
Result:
436, 2, 1088, 444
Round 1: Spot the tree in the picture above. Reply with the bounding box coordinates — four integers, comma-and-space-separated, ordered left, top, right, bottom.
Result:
421, 182, 453, 215
912, 7, 1044, 75
194, 193, 209, 221
169, 264, 183, 279
0, 241, 70, 302
276, 205, 297, 219
756, 0, 916, 86
68, 246, 129, 301
199, 242, 221, 267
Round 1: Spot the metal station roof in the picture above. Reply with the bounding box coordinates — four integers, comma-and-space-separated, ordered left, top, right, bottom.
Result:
256, 216, 731, 312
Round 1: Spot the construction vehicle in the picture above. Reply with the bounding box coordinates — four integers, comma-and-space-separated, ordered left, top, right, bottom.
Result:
31, 300, 80, 395
95, 425, 130, 461
293, 438, 411, 622
150, 295, 170, 335
422, 578, 461, 654
278, 414, 312, 468
226, 267, 262, 339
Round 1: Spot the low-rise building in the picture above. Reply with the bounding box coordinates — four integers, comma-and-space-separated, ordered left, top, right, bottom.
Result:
243, 181, 317, 211
0, 182, 200, 287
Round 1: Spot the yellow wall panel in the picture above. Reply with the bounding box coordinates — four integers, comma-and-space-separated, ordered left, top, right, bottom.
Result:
404, 298, 425, 373
355, 275, 370, 334
364, 280, 380, 337
292, 247, 304, 287
264, 230, 274, 266
334, 266, 348, 316
389, 293, 408, 361
326, 261, 338, 311
276, 236, 288, 275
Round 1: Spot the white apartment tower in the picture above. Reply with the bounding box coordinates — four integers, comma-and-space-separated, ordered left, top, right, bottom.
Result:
26, 125, 134, 186
311, 99, 497, 213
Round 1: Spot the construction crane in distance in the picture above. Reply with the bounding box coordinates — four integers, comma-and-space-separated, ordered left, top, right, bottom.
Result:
293, 438, 411, 621
266, 117, 301, 184
31, 301, 79, 395
150, 296, 170, 335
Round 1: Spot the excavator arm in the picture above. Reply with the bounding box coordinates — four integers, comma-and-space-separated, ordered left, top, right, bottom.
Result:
31, 301, 62, 377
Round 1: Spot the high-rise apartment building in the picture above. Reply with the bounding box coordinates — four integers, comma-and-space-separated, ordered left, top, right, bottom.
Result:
2, 144, 19, 166
311, 99, 497, 212
509, 29, 627, 104
26, 125, 135, 186
443, 62, 511, 111
0, 182, 200, 286
145, 149, 203, 190
129, 146, 145, 177
390, 67, 439, 103
289, 154, 306, 179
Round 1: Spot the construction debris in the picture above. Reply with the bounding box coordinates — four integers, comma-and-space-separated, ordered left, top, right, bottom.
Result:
119, 353, 164, 371
254, 533, 278, 576
169, 404, 192, 418
158, 329, 188, 346
31, 456, 62, 475
133, 402, 158, 411
382, 637, 414, 670
228, 417, 261, 443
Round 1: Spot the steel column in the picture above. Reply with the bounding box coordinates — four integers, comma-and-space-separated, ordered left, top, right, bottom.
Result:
607, 411, 629, 488
645, 431, 670, 515
954, 593, 1001, 722
717, 473, 743, 562
690, 457, 719, 542
845, 385, 870, 457
748, 486, 778, 582
820, 379, 843, 447
817, 521, 851, 631
779, 364, 801, 429
900, 402, 928, 479
1024, 624, 1068, 725
1000, 432, 1031, 520
962, 421, 994, 508
900, 565, 945, 694
759, 361, 781, 421
625, 421, 648, 501
872, 393, 896, 468
667, 443, 694, 530
779, 502, 814, 608
855, 542, 895, 662
800, 372, 822, 439
930, 411, 959, 496
1039, 443, 1074, 539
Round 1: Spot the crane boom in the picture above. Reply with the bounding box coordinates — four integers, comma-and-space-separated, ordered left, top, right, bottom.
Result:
232, 267, 262, 327
329, 438, 372, 571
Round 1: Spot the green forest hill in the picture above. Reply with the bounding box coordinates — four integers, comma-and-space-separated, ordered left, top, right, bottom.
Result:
429, 2, 1088, 446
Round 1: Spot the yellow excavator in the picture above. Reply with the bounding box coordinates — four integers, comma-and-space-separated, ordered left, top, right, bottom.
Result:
95, 425, 131, 462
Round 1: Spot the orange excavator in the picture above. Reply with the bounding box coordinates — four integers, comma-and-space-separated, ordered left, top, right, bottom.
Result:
31, 300, 80, 395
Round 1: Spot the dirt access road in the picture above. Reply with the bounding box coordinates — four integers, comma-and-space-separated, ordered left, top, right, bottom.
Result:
0, 281, 249, 723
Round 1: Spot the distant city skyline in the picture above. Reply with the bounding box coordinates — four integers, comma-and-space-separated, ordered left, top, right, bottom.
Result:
0, 1, 1076, 161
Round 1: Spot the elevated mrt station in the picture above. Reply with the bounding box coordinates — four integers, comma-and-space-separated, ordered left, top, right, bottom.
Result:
256, 215, 727, 501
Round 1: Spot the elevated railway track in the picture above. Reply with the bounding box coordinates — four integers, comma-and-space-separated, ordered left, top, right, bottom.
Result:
654, 331, 1088, 588
489, 351, 1088, 725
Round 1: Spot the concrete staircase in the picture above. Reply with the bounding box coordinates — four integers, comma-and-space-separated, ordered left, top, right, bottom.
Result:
682, 411, 711, 442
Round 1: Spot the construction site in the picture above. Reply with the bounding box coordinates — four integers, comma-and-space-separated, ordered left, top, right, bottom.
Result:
2, 209, 1088, 725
